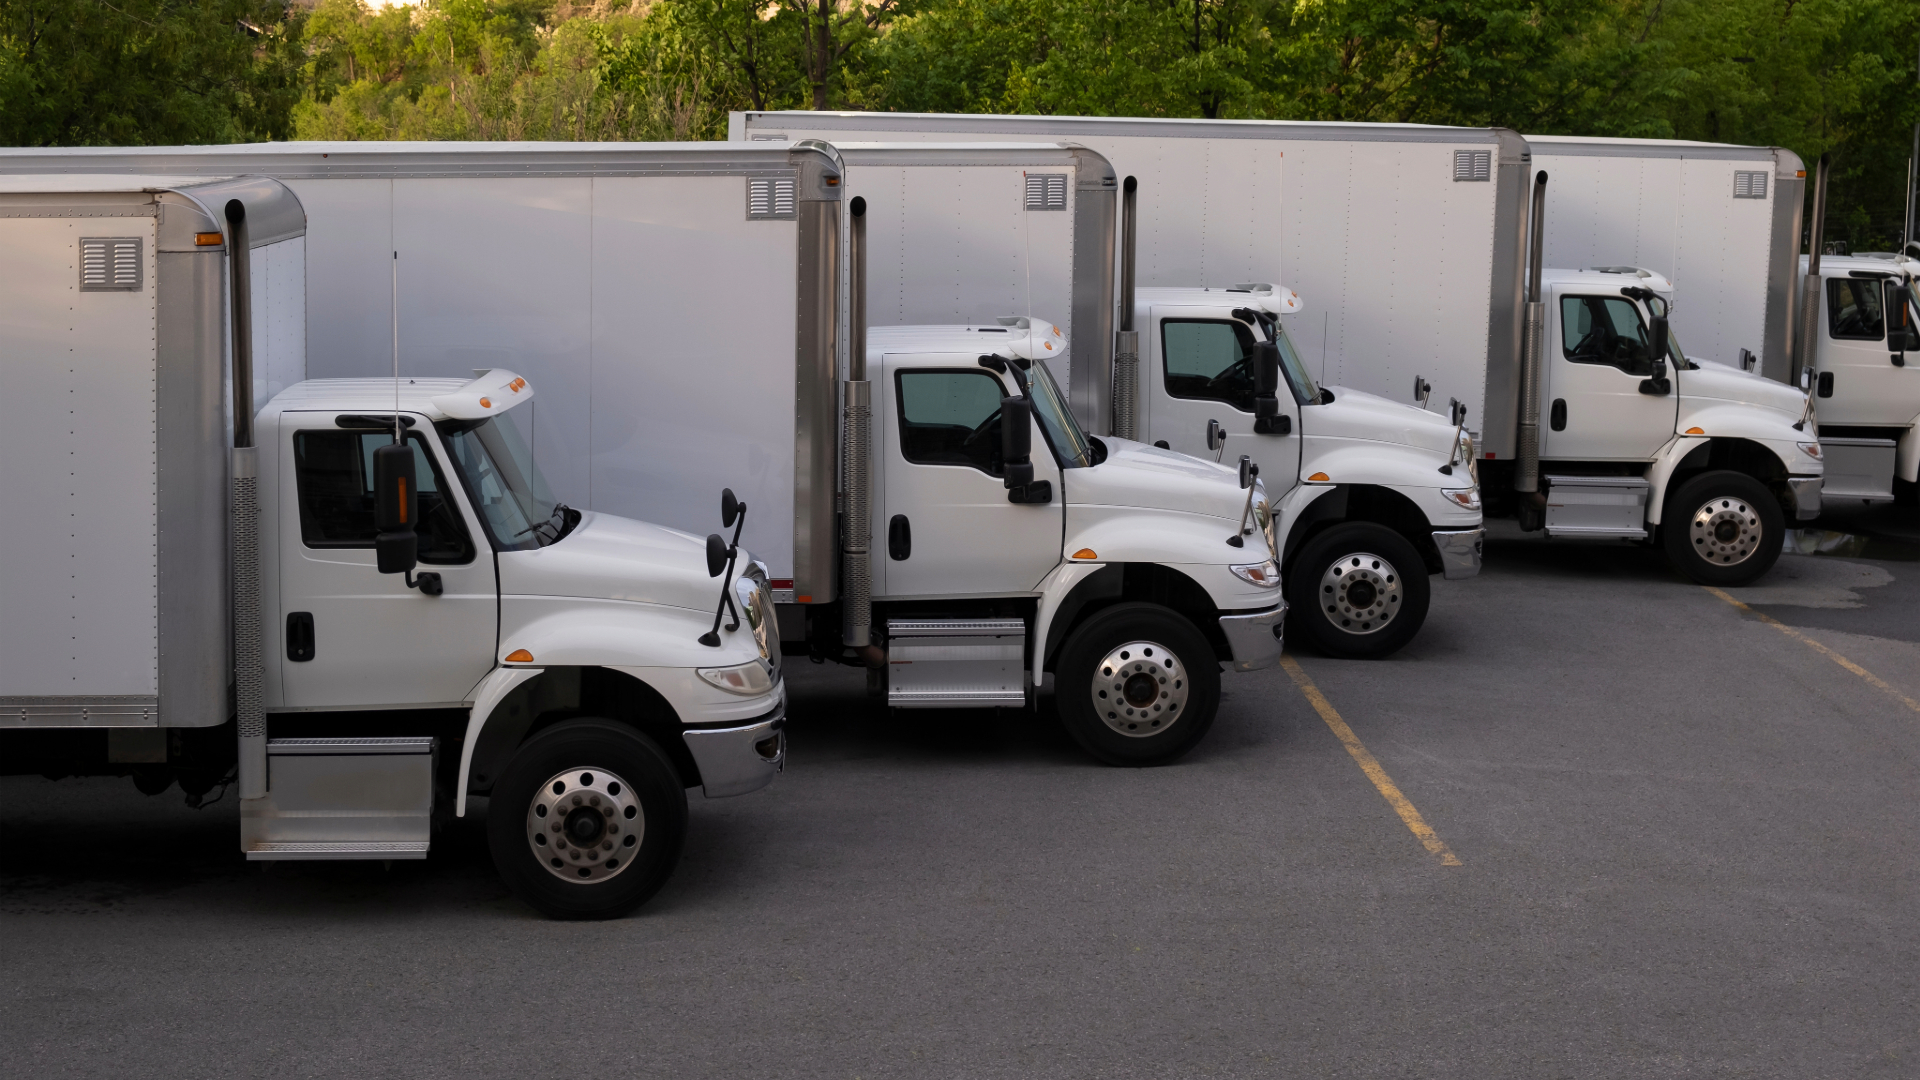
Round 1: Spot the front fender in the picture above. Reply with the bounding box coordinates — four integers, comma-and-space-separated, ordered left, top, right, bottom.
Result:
499, 598, 763, 671
1063, 505, 1253, 567
1673, 402, 1808, 451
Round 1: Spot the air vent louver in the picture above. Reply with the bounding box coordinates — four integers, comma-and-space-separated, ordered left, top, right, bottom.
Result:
79, 237, 142, 291
1733, 171, 1767, 199
1024, 174, 1067, 210
1452, 150, 1491, 182
746, 177, 797, 220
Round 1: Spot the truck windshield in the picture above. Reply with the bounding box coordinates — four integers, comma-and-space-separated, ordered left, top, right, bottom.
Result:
1027, 358, 1094, 468
437, 408, 573, 550
1273, 322, 1322, 405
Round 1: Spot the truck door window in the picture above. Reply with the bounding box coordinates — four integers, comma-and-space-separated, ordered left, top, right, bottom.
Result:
292, 430, 475, 564
1826, 278, 1885, 340
895, 370, 1007, 476
1560, 295, 1657, 376
1162, 319, 1258, 411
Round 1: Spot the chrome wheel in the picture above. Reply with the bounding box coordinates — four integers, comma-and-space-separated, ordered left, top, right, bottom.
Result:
1319, 552, 1402, 635
1688, 496, 1762, 566
526, 768, 645, 884
1089, 640, 1189, 737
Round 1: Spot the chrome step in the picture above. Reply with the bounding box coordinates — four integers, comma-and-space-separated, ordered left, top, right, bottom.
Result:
245, 841, 430, 862
886, 618, 1026, 709
1819, 437, 1896, 501
1544, 475, 1650, 539
240, 737, 436, 860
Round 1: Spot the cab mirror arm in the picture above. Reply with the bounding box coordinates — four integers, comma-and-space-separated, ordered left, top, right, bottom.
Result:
698, 489, 747, 647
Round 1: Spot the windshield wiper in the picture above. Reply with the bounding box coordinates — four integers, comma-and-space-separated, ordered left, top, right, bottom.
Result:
511, 502, 573, 546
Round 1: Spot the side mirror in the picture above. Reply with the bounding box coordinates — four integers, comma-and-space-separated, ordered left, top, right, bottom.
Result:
1251, 342, 1288, 434
721, 488, 740, 529
372, 441, 417, 575
1000, 396, 1034, 489
1647, 315, 1670, 364
1238, 455, 1258, 489
1800, 368, 1813, 391
1206, 419, 1227, 452
705, 533, 728, 578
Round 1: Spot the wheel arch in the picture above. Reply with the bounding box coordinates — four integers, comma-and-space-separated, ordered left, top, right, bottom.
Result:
1663, 437, 1795, 523
1039, 562, 1232, 671
1281, 484, 1444, 576
459, 665, 696, 816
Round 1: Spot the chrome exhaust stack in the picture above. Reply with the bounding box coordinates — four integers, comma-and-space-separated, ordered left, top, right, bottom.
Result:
1796, 154, 1831, 388
226, 199, 267, 800
1514, 171, 1548, 530
841, 196, 880, 664
1111, 176, 1139, 440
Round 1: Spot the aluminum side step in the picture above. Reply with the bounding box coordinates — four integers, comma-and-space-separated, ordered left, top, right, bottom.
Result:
1544, 475, 1650, 539
245, 841, 430, 862
886, 618, 1026, 709
241, 737, 436, 861
1819, 437, 1897, 500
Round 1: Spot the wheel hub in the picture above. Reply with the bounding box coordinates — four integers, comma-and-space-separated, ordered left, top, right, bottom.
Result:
1688, 497, 1761, 566
1318, 552, 1402, 635
1090, 641, 1189, 738
526, 768, 644, 884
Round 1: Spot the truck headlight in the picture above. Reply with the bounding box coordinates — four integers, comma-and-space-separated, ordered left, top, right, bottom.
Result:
1230, 560, 1281, 587
1253, 495, 1278, 556
697, 660, 775, 696
1796, 441, 1822, 461
1442, 486, 1481, 511
734, 576, 776, 662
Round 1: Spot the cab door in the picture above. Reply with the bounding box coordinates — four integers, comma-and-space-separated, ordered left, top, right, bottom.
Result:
1543, 291, 1679, 460
1143, 305, 1302, 497
876, 357, 1064, 599
1817, 275, 1918, 425
276, 414, 499, 708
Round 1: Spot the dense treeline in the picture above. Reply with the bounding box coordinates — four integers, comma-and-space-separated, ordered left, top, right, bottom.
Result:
1, 0, 1915, 247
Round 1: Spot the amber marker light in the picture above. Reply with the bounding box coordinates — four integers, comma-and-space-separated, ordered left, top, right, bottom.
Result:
194, 232, 223, 246
1686, 427, 1705, 435
1071, 548, 1098, 560
1308, 472, 1331, 482
505, 649, 534, 663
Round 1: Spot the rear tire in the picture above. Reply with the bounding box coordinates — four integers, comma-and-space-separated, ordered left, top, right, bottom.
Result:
1054, 602, 1220, 766
1662, 470, 1784, 586
1286, 522, 1430, 659
487, 718, 688, 920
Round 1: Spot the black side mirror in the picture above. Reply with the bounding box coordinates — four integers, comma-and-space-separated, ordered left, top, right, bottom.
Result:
721, 488, 740, 529
1251, 342, 1288, 434
372, 441, 417, 575
705, 533, 728, 578
1647, 315, 1670, 364
1818, 371, 1835, 398
1000, 396, 1034, 489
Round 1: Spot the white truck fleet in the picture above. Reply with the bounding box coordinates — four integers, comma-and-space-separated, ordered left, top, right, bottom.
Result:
740, 113, 1490, 654
738, 113, 1822, 587
0, 174, 786, 920
3, 141, 1285, 768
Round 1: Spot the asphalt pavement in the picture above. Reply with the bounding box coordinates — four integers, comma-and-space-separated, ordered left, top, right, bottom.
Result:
5, 510, 1919, 1078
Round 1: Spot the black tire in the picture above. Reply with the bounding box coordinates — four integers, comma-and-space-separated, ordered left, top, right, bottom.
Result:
1893, 477, 1918, 507
486, 718, 688, 920
1662, 470, 1784, 586
1054, 602, 1220, 767
1286, 522, 1430, 659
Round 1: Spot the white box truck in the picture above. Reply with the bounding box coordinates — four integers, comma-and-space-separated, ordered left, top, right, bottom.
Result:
4, 142, 1285, 766
738, 113, 1823, 587
0, 174, 788, 920
743, 116, 1490, 655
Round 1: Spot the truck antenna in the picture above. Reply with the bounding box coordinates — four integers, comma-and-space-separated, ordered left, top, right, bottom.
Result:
392, 250, 401, 444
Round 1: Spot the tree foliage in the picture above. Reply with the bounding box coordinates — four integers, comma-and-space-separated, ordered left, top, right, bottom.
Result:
1, 0, 1916, 247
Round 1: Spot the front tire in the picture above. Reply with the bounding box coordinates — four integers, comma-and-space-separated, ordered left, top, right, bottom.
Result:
1286, 522, 1430, 659
486, 718, 688, 920
1662, 470, 1784, 586
1054, 602, 1220, 766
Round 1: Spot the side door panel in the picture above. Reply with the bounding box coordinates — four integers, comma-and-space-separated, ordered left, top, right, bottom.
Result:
1144, 306, 1302, 496
1543, 291, 1679, 460
276, 414, 498, 708
877, 357, 1064, 599
1818, 276, 1915, 425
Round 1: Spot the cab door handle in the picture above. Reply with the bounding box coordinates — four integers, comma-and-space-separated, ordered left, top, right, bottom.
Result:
887, 515, 911, 561
286, 612, 314, 662
1549, 399, 1567, 431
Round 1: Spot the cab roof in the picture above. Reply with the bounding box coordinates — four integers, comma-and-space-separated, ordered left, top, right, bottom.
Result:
263, 378, 471, 420
1542, 267, 1674, 294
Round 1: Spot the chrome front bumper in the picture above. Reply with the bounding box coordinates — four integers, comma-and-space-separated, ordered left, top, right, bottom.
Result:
1433, 527, 1484, 580
1788, 475, 1823, 520
681, 708, 785, 798
1219, 602, 1286, 672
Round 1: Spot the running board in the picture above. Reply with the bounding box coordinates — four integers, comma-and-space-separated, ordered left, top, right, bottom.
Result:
246, 841, 430, 861
1819, 437, 1897, 500
886, 619, 1026, 709
1544, 475, 1650, 539
241, 737, 436, 860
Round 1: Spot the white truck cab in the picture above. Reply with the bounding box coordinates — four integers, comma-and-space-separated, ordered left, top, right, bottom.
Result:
861, 321, 1286, 763
0, 175, 782, 921
1510, 265, 1822, 582
1795, 253, 1920, 503
1129, 285, 1483, 657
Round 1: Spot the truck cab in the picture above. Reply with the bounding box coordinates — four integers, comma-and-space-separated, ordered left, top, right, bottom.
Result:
253, 372, 785, 917
1526, 267, 1823, 582
1132, 285, 1484, 658
859, 320, 1286, 764
1796, 253, 1920, 504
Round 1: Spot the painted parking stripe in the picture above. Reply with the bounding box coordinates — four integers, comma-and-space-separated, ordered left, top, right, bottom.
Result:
1702, 586, 1920, 717
1280, 654, 1463, 866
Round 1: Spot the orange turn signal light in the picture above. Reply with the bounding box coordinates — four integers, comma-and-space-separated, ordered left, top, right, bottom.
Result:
505, 649, 534, 663
1071, 548, 1098, 560
478, 396, 492, 408
194, 232, 224, 246
1308, 472, 1330, 482
1685, 426, 1705, 435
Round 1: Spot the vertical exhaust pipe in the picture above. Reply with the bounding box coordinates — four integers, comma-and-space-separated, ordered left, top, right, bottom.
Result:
841, 196, 879, 664
1904, 126, 1917, 259
226, 200, 267, 800
1111, 176, 1139, 440
1797, 154, 1831, 387
1513, 171, 1548, 528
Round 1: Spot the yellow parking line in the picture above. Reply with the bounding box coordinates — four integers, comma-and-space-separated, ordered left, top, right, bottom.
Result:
1279, 654, 1463, 866
1701, 586, 1920, 717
